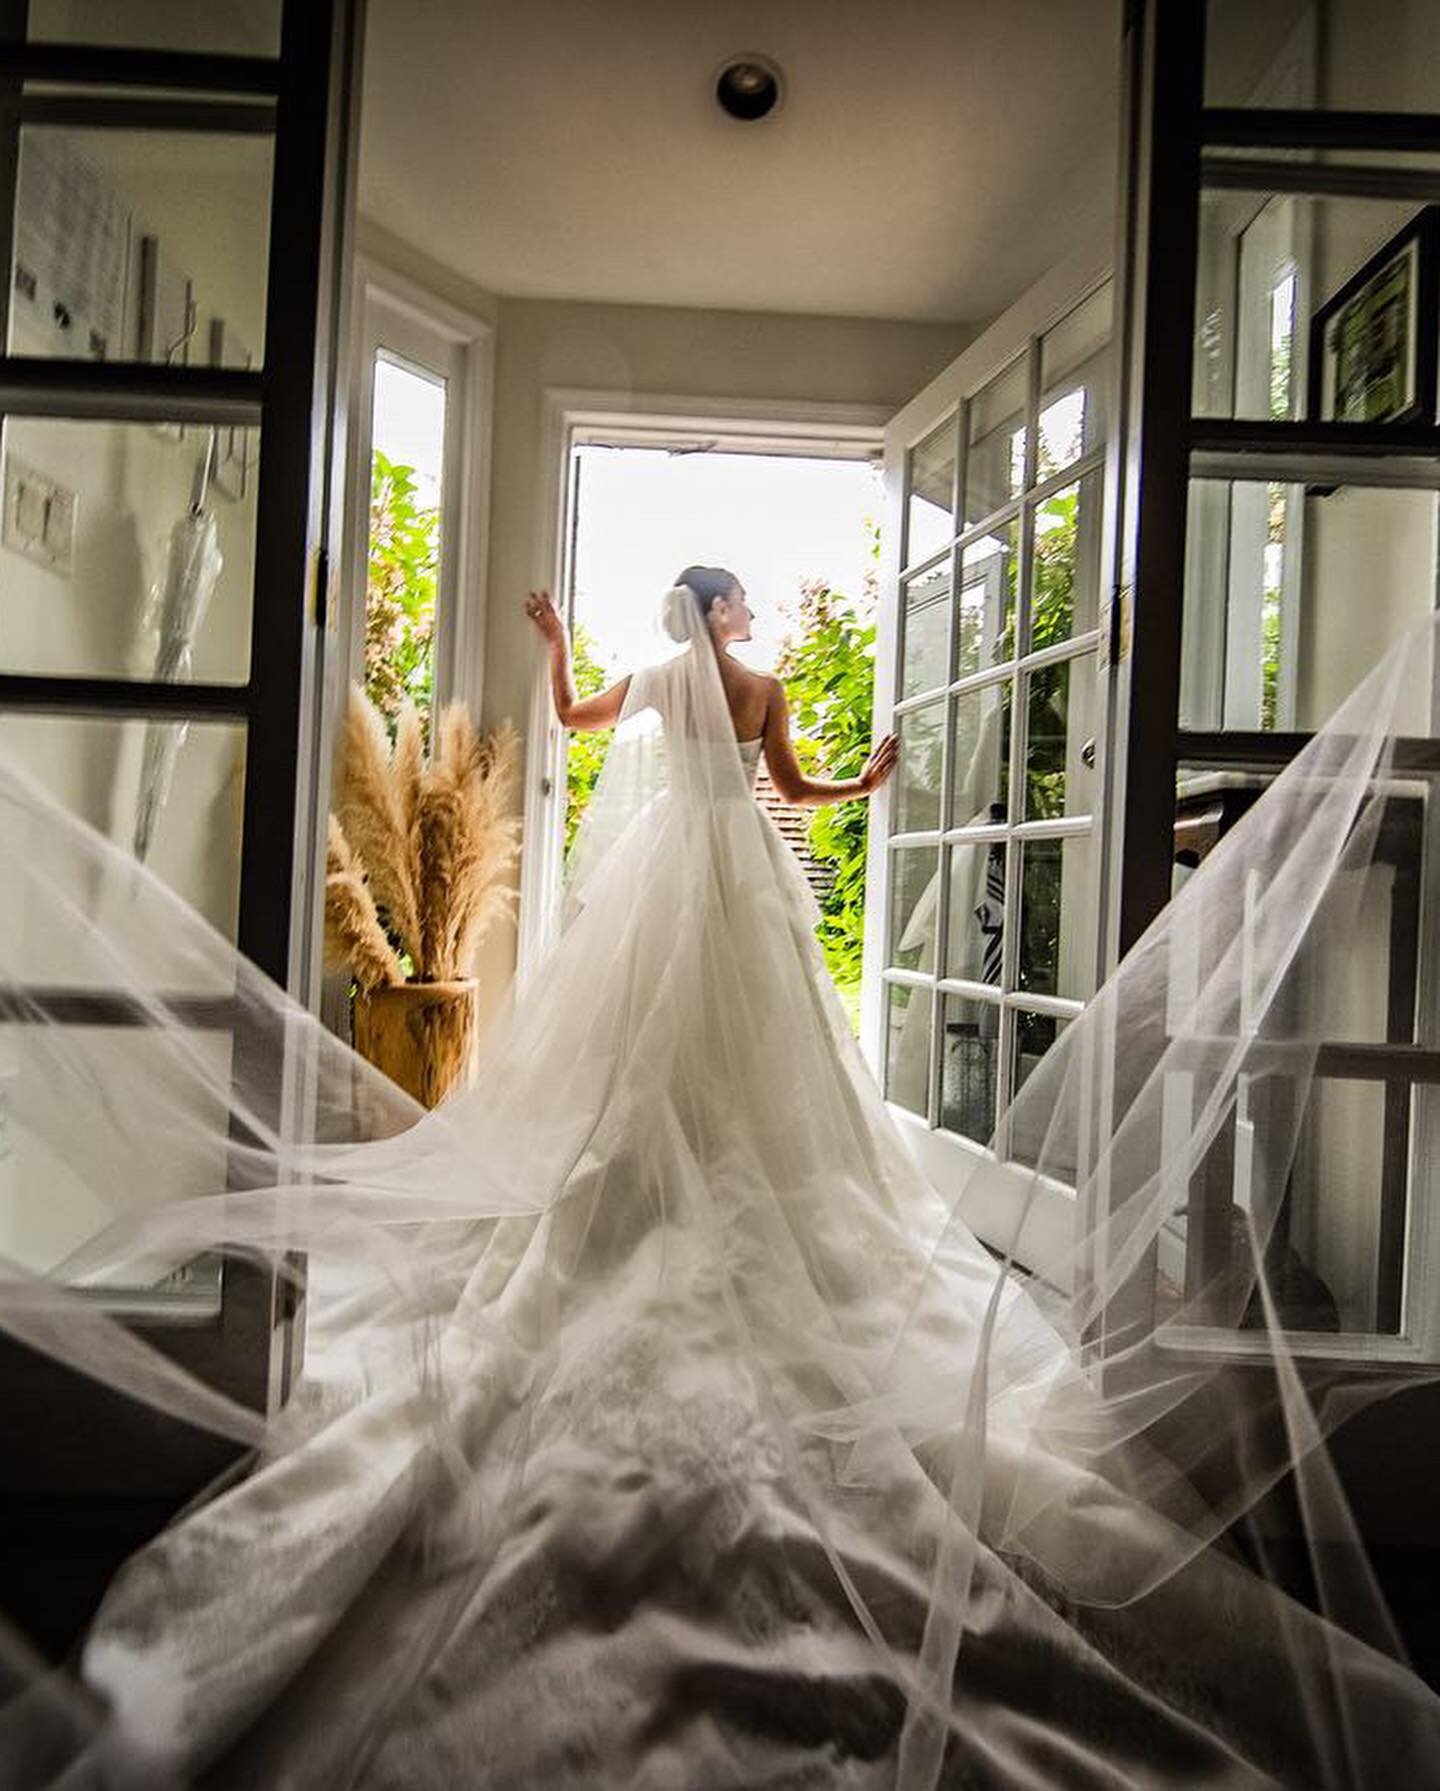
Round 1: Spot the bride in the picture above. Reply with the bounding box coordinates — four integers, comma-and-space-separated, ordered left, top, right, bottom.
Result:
2, 568, 1439, 1788
524, 566, 900, 809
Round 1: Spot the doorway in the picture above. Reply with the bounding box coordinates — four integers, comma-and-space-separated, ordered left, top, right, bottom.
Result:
526, 412, 887, 1019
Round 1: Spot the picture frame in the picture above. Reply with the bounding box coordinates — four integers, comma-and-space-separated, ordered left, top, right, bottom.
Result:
1308, 206, 1440, 425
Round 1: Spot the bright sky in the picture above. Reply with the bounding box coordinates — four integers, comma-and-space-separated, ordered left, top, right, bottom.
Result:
366, 368, 886, 675
372, 354, 445, 502
571, 447, 884, 675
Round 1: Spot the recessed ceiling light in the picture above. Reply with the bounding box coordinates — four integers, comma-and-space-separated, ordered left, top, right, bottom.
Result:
715, 55, 783, 122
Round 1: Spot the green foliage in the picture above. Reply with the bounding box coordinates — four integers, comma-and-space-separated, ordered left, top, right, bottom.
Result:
1260, 482, 1287, 731
776, 578, 877, 995
564, 621, 615, 852
1009, 488, 1080, 997
1015, 486, 1079, 824
365, 450, 439, 731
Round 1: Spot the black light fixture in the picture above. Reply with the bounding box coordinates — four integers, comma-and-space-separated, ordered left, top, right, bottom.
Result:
715, 55, 783, 122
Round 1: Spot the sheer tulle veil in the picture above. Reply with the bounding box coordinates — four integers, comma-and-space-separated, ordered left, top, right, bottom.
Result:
1, 586, 1438, 1787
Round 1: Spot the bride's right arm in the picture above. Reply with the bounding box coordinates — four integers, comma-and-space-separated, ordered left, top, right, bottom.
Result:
762, 678, 899, 808
525, 590, 632, 731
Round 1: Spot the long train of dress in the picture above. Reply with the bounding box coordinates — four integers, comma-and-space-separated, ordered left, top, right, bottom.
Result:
4, 610, 1440, 1788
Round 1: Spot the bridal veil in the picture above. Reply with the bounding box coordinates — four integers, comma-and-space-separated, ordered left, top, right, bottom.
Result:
0, 591, 1438, 1787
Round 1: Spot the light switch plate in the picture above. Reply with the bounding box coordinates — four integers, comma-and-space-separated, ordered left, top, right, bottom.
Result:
3, 453, 77, 575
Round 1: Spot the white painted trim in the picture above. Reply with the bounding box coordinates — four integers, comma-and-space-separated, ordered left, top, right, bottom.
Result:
885, 242, 1113, 453
514, 390, 890, 983
889, 1106, 1076, 1291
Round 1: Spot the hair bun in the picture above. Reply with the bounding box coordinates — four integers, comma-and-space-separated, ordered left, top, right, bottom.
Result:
660, 584, 695, 643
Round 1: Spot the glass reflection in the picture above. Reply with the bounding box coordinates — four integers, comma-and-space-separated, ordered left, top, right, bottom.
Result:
950, 681, 1010, 830
894, 702, 945, 834
966, 358, 1027, 526
1029, 476, 1099, 653
885, 984, 934, 1118
1038, 284, 1111, 481
941, 993, 999, 1143
902, 562, 951, 698
1181, 480, 1436, 733
906, 418, 956, 568
1024, 654, 1098, 821
8, 126, 272, 366
945, 840, 1004, 984
1009, 1010, 1074, 1170
959, 522, 1017, 675
887, 848, 940, 974
1018, 836, 1095, 1001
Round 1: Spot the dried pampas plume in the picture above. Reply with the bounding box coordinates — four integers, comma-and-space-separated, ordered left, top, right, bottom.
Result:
323, 815, 401, 994
325, 688, 521, 987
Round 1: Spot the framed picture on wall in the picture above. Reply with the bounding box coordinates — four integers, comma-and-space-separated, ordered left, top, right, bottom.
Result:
1308, 206, 1440, 424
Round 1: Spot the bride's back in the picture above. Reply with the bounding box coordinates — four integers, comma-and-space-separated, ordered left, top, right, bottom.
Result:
713, 654, 771, 744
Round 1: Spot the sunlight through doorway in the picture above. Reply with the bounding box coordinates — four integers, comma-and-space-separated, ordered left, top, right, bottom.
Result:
564, 442, 883, 1024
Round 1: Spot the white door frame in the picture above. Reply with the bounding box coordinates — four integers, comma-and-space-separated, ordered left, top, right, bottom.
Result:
516, 390, 889, 981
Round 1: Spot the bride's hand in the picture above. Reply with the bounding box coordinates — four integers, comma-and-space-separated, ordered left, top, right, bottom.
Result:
859, 734, 900, 794
525, 590, 565, 645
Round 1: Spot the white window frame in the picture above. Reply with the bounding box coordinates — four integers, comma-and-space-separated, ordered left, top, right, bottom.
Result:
516, 390, 889, 982
333, 254, 495, 744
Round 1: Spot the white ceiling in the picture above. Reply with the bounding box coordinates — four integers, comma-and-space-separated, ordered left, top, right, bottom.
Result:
358, 0, 1120, 326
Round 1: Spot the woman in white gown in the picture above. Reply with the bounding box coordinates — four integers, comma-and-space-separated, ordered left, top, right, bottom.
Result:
2, 569, 1439, 1789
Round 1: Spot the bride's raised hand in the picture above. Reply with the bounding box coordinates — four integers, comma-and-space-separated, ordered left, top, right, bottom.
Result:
525, 589, 565, 645
859, 734, 900, 794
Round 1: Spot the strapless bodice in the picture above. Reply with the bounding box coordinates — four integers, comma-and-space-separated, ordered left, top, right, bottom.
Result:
738, 736, 763, 789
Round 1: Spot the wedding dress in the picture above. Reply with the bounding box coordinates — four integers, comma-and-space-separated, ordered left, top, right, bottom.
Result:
2, 593, 1440, 1789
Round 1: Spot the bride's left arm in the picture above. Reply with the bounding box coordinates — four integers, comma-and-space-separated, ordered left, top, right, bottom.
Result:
761, 679, 899, 809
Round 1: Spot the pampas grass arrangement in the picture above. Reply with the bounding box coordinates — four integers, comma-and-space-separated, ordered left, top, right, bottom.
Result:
325, 688, 521, 993
326, 688, 521, 1116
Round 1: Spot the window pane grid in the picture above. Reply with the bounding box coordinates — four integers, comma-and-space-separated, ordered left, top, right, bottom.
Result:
891, 630, 1103, 723
885, 301, 1110, 1137
901, 412, 960, 575
897, 445, 1109, 595
899, 445, 1110, 608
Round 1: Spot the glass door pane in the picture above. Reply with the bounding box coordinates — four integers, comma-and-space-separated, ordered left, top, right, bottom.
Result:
15, 3, 282, 54
8, 121, 273, 365
0, 414, 260, 682
1181, 480, 1438, 733
966, 357, 1027, 526
905, 415, 956, 568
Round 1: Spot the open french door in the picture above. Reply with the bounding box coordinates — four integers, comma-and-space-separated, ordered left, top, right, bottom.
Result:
0, 0, 362, 1521
864, 251, 1120, 1279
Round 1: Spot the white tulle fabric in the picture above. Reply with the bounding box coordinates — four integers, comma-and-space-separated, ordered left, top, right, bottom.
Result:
1, 595, 1439, 1788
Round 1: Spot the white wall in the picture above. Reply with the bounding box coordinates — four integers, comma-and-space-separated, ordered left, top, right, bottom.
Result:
1321, 0, 1440, 111
1297, 488, 1437, 733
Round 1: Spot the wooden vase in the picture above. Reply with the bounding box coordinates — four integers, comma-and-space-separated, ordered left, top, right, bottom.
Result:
352, 979, 479, 1118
